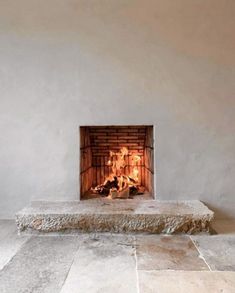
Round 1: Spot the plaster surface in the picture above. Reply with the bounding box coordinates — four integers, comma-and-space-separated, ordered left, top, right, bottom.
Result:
16, 200, 214, 234
0, 0, 235, 218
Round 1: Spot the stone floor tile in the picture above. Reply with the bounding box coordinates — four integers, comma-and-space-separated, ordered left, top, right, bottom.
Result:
192, 235, 235, 271
0, 236, 80, 293
136, 235, 209, 271
60, 233, 138, 293
138, 271, 235, 293
0, 220, 30, 270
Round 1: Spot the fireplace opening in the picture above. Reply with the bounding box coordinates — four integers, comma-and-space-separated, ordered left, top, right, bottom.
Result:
80, 125, 154, 200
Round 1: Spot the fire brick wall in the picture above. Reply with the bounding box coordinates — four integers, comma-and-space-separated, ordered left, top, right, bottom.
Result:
80, 126, 154, 197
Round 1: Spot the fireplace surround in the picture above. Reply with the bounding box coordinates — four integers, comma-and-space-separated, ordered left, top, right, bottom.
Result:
80, 125, 154, 200
16, 126, 215, 234
16, 127, 215, 234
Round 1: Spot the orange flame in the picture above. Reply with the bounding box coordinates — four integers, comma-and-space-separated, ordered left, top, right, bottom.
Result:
106, 148, 141, 182
91, 147, 142, 197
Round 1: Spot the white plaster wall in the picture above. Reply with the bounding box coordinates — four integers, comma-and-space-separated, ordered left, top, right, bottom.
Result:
0, 0, 235, 218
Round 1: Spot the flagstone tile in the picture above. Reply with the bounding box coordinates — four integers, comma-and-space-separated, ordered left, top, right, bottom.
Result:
136, 235, 208, 271
192, 235, 235, 271
60, 234, 137, 293
0, 236, 80, 293
139, 271, 235, 293
0, 220, 30, 271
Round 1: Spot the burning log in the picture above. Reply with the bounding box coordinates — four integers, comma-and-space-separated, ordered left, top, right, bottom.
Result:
116, 182, 129, 199
92, 178, 141, 198
110, 188, 118, 199
91, 146, 144, 199
129, 185, 138, 195
91, 176, 119, 196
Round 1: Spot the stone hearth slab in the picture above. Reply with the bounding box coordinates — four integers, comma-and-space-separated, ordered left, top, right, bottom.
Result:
16, 200, 214, 234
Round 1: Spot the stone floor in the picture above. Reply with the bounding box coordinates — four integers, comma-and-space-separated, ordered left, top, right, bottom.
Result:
0, 219, 235, 293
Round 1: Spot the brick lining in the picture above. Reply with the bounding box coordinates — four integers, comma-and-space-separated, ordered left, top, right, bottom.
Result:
80, 126, 154, 197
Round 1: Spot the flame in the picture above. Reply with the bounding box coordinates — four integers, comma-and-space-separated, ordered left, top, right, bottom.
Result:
132, 167, 139, 182
131, 155, 141, 165
106, 147, 140, 183
108, 146, 129, 175
92, 147, 142, 198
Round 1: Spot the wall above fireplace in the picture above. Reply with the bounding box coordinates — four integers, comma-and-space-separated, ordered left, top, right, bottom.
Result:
0, 0, 235, 219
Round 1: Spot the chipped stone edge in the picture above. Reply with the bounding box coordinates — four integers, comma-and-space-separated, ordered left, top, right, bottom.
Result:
16, 211, 214, 235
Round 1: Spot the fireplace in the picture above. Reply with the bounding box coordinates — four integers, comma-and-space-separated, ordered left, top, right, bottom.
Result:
17, 124, 214, 234
80, 125, 154, 200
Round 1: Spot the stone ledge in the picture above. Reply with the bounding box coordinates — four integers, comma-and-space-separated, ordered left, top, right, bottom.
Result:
16, 200, 214, 234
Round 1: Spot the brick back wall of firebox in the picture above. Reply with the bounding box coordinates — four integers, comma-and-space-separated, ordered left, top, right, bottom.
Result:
145, 127, 154, 195
80, 126, 154, 193
90, 126, 146, 188
80, 127, 93, 196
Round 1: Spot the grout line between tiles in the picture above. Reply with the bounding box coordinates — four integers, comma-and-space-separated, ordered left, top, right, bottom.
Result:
59, 243, 80, 293
190, 236, 212, 271
134, 236, 140, 293
0, 234, 32, 272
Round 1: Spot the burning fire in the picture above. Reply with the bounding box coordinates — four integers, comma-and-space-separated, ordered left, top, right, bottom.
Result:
91, 147, 143, 199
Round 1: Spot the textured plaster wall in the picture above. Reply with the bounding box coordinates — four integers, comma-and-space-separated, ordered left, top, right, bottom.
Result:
0, 0, 235, 218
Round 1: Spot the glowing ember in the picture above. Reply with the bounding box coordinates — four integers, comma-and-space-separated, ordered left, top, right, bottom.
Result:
91, 147, 144, 198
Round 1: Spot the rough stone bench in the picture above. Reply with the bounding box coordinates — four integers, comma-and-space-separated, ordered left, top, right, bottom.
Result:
16, 200, 214, 234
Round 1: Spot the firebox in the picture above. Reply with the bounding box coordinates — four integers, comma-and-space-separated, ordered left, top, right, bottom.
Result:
80, 125, 154, 200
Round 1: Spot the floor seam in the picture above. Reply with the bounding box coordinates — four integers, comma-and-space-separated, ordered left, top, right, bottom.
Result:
59, 243, 80, 293
190, 236, 212, 271
134, 236, 140, 293
0, 234, 31, 272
